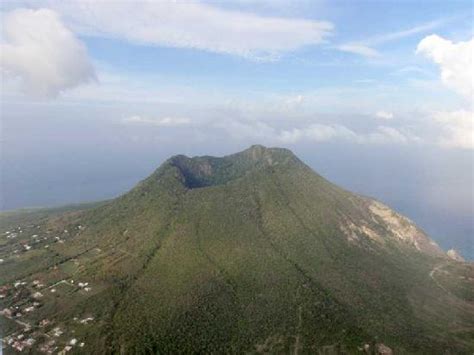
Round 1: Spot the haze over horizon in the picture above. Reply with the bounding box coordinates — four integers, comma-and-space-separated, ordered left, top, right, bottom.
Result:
1, 0, 473, 259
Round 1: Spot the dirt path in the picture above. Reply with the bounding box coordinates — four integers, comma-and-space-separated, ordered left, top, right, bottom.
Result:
117, 248, 139, 259
45, 279, 75, 290
429, 262, 451, 295
1, 315, 31, 340
293, 305, 303, 355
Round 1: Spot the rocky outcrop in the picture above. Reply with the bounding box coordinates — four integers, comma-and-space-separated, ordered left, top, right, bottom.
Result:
447, 249, 465, 262
376, 343, 393, 354
368, 200, 445, 257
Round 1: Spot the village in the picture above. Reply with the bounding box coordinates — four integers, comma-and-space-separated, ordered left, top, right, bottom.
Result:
1, 222, 98, 353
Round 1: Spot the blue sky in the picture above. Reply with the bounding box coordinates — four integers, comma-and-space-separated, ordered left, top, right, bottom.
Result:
0, 0, 473, 257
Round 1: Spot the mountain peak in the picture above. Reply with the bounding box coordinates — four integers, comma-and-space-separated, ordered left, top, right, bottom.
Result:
159, 145, 300, 189
240, 144, 296, 162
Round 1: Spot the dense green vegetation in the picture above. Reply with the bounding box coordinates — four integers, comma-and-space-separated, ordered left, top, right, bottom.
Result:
1, 145, 473, 354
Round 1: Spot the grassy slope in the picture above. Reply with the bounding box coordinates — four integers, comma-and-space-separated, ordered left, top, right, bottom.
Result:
1, 146, 473, 354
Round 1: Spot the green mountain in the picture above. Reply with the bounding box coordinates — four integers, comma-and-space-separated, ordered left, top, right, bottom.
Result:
1, 145, 473, 354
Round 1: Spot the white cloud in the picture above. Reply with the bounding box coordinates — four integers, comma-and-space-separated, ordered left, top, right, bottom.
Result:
217, 117, 418, 146
337, 18, 447, 58
285, 95, 304, 105
375, 111, 394, 120
417, 35, 473, 99
281, 124, 420, 145
433, 110, 473, 149
123, 115, 191, 127
1, 8, 95, 98
369, 20, 445, 46
364, 126, 416, 144
337, 44, 380, 58
391, 65, 431, 77
417, 35, 473, 149
278, 124, 357, 143
41, 0, 333, 60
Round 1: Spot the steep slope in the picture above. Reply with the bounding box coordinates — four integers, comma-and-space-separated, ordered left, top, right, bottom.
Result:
1, 145, 473, 354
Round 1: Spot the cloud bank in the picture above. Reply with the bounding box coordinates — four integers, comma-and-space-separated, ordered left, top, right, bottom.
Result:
434, 110, 473, 150
1, 8, 95, 98
216, 117, 419, 146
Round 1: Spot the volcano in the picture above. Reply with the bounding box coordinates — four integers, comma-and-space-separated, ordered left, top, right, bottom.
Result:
1, 145, 473, 354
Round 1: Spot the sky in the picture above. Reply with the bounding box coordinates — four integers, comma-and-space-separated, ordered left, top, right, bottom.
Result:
0, 0, 473, 258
